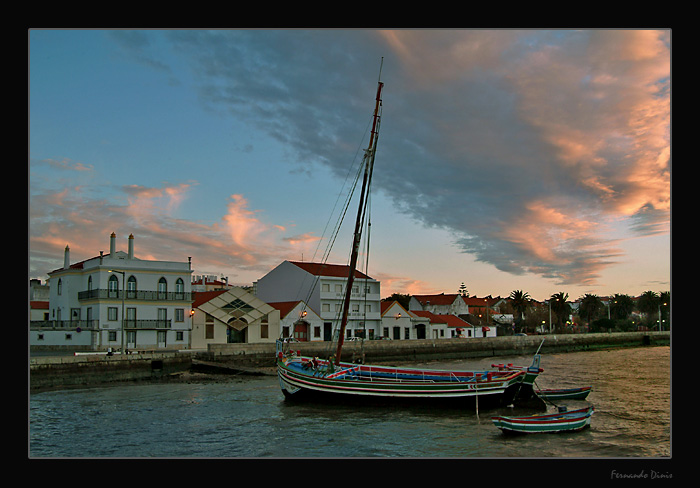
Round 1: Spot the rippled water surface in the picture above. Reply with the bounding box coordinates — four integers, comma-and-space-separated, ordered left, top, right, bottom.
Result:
30, 346, 670, 459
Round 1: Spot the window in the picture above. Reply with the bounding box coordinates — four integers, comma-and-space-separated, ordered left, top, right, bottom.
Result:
176, 331, 184, 341
127, 276, 137, 298
261, 323, 269, 339
108, 331, 117, 342
322, 284, 330, 292
322, 303, 330, 312
335, 284, 342, 293
108, 307, 118, 321
127, 308, 136, 327
87, 276, 93, 291
175, 278, 184, 299
158, 308, 167, 327
57, 278, 62, 296
175, 309, 184, 322
158, 278, 167, 299
108, 275, 119, 298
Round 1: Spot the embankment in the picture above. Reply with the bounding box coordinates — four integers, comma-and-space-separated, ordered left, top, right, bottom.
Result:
30, 331, 669, 391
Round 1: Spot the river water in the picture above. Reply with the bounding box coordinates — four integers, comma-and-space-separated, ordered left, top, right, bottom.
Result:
29, 346, 671, 461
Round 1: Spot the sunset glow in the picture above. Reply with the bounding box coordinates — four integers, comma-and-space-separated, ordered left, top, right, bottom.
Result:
29, 29, 670, 300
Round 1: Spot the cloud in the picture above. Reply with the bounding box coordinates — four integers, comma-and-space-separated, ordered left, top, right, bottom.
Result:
29, 177, 313, 281
31, 30, 670, 291
159, 29, 668, 288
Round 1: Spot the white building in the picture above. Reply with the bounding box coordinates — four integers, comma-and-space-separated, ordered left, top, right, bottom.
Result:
191, 287, 279, 348
255, 261, 381, 341
380, 301, 426, 340
31, 232, 193, 352
409, 293, 470, 316
269, 300, 324, 342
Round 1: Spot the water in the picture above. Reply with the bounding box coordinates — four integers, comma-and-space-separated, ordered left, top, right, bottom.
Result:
29, 346, 670, 459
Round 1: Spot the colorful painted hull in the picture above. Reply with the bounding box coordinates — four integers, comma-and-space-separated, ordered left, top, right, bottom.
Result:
276, 348, 542, 407
492, 406, 594, 434
536, 386, 592, 400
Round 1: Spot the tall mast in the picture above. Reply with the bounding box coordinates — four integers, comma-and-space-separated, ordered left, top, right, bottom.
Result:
335, 71, 384, 365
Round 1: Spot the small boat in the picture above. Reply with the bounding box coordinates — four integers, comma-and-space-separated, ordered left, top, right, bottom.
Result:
535, 386, 592, 400
492, 406, 594, 434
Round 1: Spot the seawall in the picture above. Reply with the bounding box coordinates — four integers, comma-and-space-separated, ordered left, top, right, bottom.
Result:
203, 331, 670, 366
30, 331, 669, 391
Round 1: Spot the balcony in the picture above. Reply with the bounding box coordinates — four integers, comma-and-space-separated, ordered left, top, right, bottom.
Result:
78, 288, 192, 302
122, 319, 172, 330
30, 320, 99, 330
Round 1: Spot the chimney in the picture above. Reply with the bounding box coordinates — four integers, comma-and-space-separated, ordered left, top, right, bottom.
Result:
128, 234, 134, 259
110, 232, 116, 255
64, 245, 70, 269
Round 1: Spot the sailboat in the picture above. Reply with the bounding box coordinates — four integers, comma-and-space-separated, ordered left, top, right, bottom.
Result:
275, 64, 543, 407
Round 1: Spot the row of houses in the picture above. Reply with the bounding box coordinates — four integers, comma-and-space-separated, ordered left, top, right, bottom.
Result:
29, 232, 504, 352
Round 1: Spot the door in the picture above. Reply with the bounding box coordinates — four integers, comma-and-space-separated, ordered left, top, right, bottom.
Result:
127, 330, 136, 350
157, 330, 167, 348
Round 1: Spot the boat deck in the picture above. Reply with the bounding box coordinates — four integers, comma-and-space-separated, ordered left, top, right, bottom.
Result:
282, 357, 522, 384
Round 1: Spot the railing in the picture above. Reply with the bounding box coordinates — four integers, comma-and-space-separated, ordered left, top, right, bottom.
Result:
123, 319, 172, 330
30, 319, 172, 330
30, 320, 99, 330
78, 289, 192, 302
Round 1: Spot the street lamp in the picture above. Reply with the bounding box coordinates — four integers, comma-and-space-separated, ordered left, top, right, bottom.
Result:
109, 269, 126, 354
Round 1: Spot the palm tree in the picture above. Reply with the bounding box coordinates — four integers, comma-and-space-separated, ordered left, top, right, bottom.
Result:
579, 294, 603, 328
509, 290, 531, 332
637, 290, 659, 326
549, 291, 571, 330
610, 293, 634, 320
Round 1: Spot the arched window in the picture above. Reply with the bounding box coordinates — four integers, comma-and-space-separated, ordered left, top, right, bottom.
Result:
87, 276, 93, 291
57, 278, 62, 296
127, 276, 137, 298
158, 277, 167, 299
175, 278, 184, 299
108, 275, 119, 298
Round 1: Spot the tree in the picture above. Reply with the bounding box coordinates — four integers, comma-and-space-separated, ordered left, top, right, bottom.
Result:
579, 294, 603, 328
549, 291, 571, 330
637, 290, 659, 326
382, 293, 411, 310
610, 294, 635, 320
459, 282, 468, 297
509, 290, 531, 331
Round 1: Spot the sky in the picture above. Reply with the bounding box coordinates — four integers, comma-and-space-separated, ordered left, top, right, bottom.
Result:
28, 29, 671, 302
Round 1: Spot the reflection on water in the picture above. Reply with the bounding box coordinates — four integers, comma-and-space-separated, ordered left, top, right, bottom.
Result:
30, 346, 670, 458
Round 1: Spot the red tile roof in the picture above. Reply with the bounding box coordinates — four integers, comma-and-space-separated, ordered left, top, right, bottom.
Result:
411, 310, 472, 328
412, 293, 461, 306
192, 290, 228, 308
288, 261, 372, 279
267, 300, 303, 319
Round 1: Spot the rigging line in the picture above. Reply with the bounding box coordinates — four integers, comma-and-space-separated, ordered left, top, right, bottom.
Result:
293, 115, 374, 316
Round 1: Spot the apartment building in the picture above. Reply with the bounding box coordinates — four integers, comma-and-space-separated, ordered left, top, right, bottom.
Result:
32, 232, 193, 352
254, 260, 381, 341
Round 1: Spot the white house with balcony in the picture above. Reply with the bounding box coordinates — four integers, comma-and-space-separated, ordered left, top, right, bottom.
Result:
254, 260, 381, 341
31, 232, 193, 352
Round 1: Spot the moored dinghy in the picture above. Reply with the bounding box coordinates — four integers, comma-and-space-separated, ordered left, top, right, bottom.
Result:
491, 406, 594, 434
535, 386, 592, 401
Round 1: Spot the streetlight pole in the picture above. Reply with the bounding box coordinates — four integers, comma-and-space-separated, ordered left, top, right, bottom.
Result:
109, 270, 126, 354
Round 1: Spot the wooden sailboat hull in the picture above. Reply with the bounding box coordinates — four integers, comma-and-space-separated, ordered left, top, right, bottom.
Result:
276, 354, 542, 407
491, 406, 594, 434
